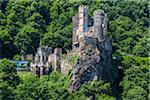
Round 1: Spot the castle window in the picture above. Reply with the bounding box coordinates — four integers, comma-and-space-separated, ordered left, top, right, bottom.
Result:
75, 43, 79, 48
102, 24, 105, 28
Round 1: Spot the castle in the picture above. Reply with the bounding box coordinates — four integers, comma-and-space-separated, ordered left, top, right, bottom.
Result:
31, 5, 112, 79
70, 6, 113, 92
72, 5, 108, 51
30, 47, 62, 75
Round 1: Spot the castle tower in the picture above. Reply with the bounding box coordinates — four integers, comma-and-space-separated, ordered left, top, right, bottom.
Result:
78, 5, 88, 32
94, 10, 108, 42
72, 5, 89, 50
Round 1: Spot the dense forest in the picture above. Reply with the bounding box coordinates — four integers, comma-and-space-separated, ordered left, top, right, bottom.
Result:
0, 0, 149, 100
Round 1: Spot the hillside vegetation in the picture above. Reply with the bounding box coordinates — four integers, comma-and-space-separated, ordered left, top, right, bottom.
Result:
0, 0, 149, 99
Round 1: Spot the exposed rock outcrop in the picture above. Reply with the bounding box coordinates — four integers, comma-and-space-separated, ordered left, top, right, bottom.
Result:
69, 37, 114, 92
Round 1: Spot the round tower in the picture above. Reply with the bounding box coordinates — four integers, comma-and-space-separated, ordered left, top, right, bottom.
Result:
94, 10, 108, 42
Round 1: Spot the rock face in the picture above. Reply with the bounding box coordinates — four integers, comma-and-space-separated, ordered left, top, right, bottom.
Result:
69, 5, 115, 92
69, 37, 113, 92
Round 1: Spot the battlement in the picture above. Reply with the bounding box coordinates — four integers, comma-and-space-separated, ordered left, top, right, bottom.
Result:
72, 5, 108, 50
78, 5, 88, 13
94, 10, 105, 16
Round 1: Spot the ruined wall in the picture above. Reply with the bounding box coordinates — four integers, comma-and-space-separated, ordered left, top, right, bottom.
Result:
53, 48, 62, 72
31, 47, 62, 75
72, 14, 79, 50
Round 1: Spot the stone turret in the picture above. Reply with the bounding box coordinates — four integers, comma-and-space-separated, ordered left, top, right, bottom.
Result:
94, 10, 108, 42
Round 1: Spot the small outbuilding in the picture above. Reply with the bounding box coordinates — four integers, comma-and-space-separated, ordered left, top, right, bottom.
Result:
12, 60, 30, 71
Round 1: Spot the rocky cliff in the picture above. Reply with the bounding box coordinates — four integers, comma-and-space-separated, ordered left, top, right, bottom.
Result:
69, 37, 117, 92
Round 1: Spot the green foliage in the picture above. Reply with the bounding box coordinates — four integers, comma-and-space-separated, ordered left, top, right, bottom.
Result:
0, 0, 149, 99
0, 0, 148, 57
98, 94, 115, 100
14, 72, 115, 99
15, 77, 39, 100
0, 29, 14, 58
17, 71, 36, 83
120, 56, 149, 99
75, 80, 115, 99
126, 86, 148, 100
14, 31, 33, 55
0, 59, 20, 99
0, 59, 20, 87
13, 54, 21, 60
0, 82, 14, 100
122, 56, 149, 69
132, 35, 150, 57
42, 32, 64, 48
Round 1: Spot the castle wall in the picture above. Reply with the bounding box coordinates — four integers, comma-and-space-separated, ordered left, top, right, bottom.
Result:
31, 47, 62, 75
88, 17, 94, 27
78, 5, 88, 32
72, 14, 79, 49
53, 48, 62, 72
72, 6, 109, 52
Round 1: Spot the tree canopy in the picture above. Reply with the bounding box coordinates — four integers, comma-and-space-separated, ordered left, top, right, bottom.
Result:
0, 0, 149, 99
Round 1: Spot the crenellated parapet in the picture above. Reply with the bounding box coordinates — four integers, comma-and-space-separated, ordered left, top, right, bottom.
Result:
72, 5, 109, 51
94, 10, 108, 42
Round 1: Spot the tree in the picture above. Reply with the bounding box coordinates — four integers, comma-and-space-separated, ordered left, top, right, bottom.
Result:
15, 72, 70, 100
0, 0, 8, 12
0, 81, 14, 100
133, 35, 149, 57
120, 56, 149, 99
125, 86, 148, 100
0, 0, 149, 99
15, 78, 38, 99
15, 24, 39, 55
13, 54, 21, 60
0, 59, 20, 99
75, 81, 115, 99
0, 29, 14, 58
42, 32, 64, 48
14, 31, 33, 58
0, 11, 7, 29
6, 0, 28, 37
27, 12, 46, 34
